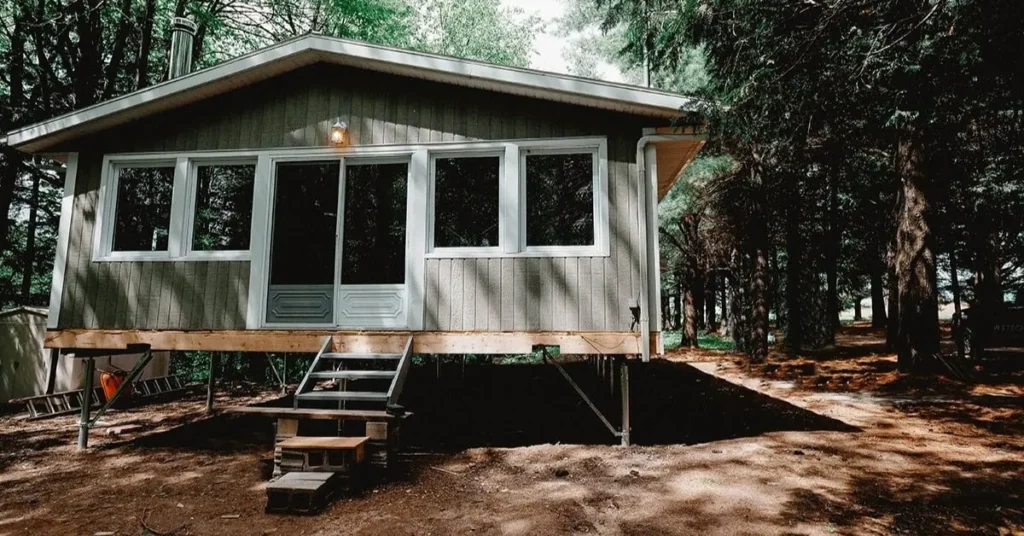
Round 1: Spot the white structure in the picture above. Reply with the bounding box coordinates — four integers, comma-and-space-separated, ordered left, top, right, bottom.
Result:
0, 307, 169, 401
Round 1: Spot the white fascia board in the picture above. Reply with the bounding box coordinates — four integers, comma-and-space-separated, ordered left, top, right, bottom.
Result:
6, 35, 697, 154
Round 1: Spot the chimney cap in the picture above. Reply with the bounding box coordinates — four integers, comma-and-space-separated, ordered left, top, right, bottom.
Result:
171, 17, 198, 34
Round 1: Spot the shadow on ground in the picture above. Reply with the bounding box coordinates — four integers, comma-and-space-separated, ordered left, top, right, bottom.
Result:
397, 359, 856, 450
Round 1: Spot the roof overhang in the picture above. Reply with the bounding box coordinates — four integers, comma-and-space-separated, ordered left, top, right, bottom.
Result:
5, 34, 699, 154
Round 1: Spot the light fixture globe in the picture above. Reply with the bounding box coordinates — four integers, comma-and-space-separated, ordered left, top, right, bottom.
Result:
330, 121, 348, 145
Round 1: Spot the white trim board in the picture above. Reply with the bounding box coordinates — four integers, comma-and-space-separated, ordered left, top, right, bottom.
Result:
46, 153, 79, 329
4, 34, 699, 153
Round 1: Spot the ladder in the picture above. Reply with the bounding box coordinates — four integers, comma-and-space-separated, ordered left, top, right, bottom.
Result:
294, 336, 413, 415
16, 388, 103, 420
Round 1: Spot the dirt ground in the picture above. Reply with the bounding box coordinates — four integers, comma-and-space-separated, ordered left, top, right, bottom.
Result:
1, 324, 1022, 535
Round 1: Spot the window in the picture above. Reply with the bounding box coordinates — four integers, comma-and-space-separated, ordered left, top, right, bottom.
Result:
432, 155, 500, 249
523, 150, 596, 248
190, 162, 256, 252
341, 161, 408, 284
111, 164, 175, 252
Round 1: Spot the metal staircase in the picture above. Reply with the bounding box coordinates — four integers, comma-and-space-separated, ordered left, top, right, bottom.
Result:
294, 336, 413, 415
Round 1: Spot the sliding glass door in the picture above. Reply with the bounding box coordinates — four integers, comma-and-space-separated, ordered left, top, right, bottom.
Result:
264, 157, 409, 328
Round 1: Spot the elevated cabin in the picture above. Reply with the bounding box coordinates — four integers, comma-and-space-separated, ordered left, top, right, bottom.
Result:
3, 34, 704, 360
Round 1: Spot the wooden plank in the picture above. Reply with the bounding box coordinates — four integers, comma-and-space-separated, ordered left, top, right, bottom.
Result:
450, 259, 464, 330
46, 329, 647, 355
463, 258, 476, 330
614, 141, 633, 332
213, 261, 232, 329
278, 436, 368, 450
578, 256, 593, 330
487, 258, 501, 330
552, 258, 566, 331
475, 258, 489, 331
189, 262, 208, 330
526, 258, 541, 331
565, 258, 579, 330
592, 257, 606, 331
424, 260, 440, 331
145, 262, 165, 329
223, 406, 403, 421
436, 259, 452, 331
176, 262, 195, 329
538, 259, 553, 331
500, 258, 514, 331
513, 259, 527, 330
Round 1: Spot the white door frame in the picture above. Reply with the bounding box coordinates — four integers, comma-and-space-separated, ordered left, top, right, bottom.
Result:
256, 152, 418, 330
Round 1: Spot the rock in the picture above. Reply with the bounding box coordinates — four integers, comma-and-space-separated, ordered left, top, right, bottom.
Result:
792, 450, 805, 455
553, 468, 570, 478
629, 469, 640, 477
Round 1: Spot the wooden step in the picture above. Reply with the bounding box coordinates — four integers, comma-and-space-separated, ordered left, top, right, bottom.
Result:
223, 406, 407, 421
308, 370, 395, 380
320, 352, 402, 360
296, 391, 388, 402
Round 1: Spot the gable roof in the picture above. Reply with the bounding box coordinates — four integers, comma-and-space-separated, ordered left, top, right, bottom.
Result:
3, 34, 698, 154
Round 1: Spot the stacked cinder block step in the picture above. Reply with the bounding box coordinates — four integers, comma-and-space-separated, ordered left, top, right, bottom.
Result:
266, 436, 369, 514
266, 472, 338, 514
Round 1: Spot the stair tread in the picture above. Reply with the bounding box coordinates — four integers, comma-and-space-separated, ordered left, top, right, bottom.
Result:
297, 391, 388, 401
321, 353, 402, 360
308, 370, 395, 379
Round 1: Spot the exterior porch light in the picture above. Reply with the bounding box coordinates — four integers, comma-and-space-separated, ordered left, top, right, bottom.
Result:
330, 121, 348, 146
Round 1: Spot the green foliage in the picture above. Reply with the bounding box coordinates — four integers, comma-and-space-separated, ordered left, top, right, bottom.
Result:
663, 330, 735, 352
413, 0, 541, 67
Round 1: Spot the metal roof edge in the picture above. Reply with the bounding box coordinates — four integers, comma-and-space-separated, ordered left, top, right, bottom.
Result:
5, 34, 699, 153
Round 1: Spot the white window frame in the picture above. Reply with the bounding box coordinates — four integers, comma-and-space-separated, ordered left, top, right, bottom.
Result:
519, 139, 609, 257
427, 149, 505, 257
94, 152, 260, 262
182, 157, 259, 261
94, 155, 180, 262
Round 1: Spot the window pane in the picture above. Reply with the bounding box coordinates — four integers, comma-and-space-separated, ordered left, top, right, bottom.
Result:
525, 153, 594, 247
342, 162, 407, 284
112, 166, 175, 252
434, 156, 499, 248
269, 161, 339, 286
192, 164, 256, 251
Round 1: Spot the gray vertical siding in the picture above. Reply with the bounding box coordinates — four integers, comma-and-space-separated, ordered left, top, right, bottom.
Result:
58, 63, 653, 331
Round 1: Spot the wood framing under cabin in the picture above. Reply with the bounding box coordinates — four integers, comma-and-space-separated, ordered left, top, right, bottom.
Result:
46, 329, 662, 355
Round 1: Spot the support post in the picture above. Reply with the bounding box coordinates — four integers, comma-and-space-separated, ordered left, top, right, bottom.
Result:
206, 354, 218, 412
77, 357, 95, 451
620, 356, 630, 446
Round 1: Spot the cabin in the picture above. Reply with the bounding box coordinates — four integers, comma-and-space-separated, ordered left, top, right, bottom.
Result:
3, 22, 704, 449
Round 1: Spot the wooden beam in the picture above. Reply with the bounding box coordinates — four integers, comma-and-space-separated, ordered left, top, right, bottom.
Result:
46, 329, 660, 356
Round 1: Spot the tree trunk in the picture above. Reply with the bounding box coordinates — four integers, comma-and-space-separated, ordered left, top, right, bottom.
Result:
136, 0, 158, 89
0, 6, 26, 267
693, 272, 705, 332
826, 147, 841, 342
748, 157, 770, 363
973, 213, 1001, 350
672, 285, 681, 331
30, 0, 54, 115
785, 191, 803, 353
886, 246, 899, 351
20, 172, 41, 300
728, 249, 746, 352
72, 0, 104, 107
870, 254, 887, 328
103, 0, 135, 100
894, 124, 939, 373
720, 276, 727, 325
949, 250, 962, 317
706, 271, 717, 331
854, 297, 862, 321
683, 283, 697, 348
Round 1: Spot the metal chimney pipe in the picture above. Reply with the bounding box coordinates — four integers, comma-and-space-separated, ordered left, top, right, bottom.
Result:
168, 17, 198, 79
